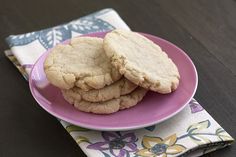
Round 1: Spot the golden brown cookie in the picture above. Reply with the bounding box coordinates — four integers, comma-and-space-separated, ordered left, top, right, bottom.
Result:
44, 37, 121, 90
104, 29, 180, 94
62, 77, 137, 102
63, 87, 148, 114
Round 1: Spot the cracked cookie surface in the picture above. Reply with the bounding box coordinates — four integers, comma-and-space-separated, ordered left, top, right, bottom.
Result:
104, 29, 180, 94
44, 37, 121, 90
62, 77, 137, 102
63, 87, 147, 114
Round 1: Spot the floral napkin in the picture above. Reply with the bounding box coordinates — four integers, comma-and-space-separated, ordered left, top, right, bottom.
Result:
5, 8, 234, 157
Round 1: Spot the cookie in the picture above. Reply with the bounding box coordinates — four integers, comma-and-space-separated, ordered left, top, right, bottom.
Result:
63, 87, 147, 114
62, 77, 137, 102
104, 29, 180, 94
44, 37, 121, 90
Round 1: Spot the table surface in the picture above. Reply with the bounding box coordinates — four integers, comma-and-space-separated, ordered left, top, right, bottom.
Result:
0, 0, 235, 156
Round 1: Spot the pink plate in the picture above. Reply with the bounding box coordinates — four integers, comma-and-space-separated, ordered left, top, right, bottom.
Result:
29, 31, 198, 131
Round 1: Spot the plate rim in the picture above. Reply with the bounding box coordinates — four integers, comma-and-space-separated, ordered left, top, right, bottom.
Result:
29, 31, 198, 131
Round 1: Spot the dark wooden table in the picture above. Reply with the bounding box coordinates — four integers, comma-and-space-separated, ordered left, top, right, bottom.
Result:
0, 0, 235, 156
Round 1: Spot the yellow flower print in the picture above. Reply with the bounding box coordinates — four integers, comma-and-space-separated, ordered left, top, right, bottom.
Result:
136, 134, 186, 157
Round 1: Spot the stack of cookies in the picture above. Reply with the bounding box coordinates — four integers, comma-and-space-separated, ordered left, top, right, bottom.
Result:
44, 29, 180, 114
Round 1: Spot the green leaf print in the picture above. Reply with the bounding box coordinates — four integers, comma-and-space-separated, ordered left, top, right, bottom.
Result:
216, 128, 234, 141
187, 120, 211, 134
66, 125, 90, 133
189, 134, 211, 145
75, 136, 90, 144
